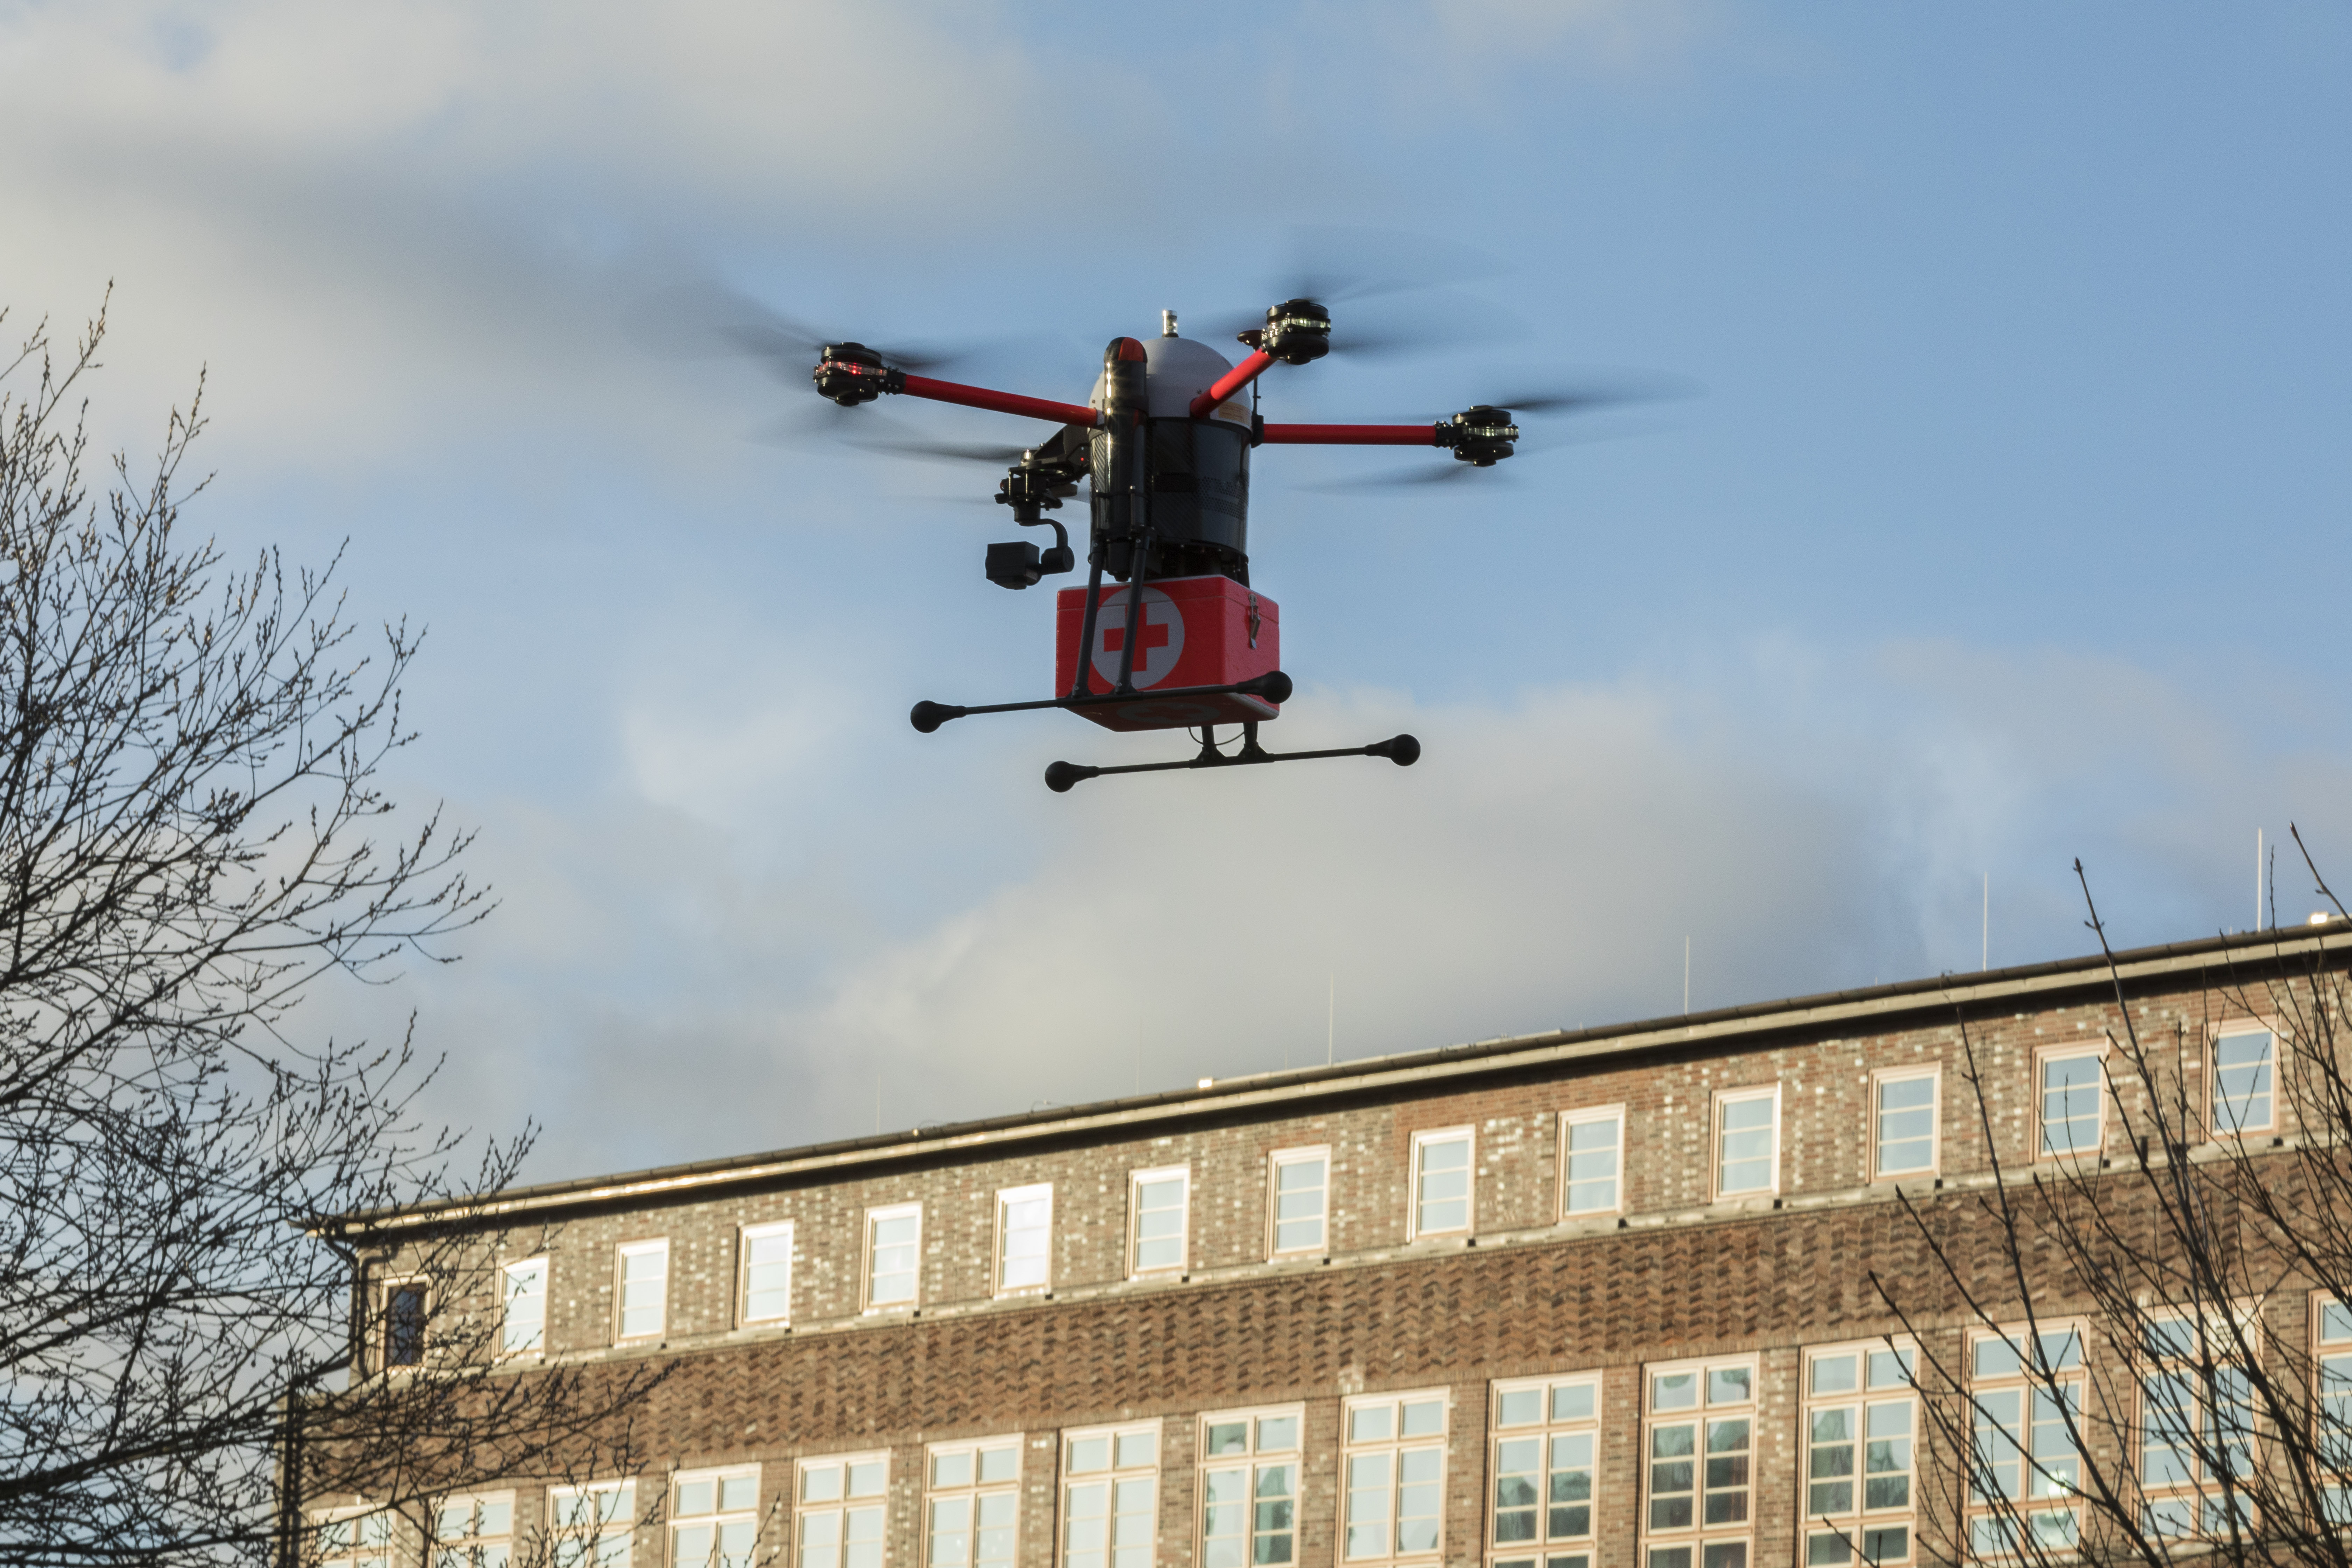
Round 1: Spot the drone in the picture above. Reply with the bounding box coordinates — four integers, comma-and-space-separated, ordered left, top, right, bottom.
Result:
800, 299, 1630, 791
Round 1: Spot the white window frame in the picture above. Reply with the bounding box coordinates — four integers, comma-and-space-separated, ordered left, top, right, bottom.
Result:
797, 1453, 890, 1568
1640, 1355, 1760, 1568
1060, 1420, 1162, 1568
994, 1184, 1054, 1297
379, 1274, 430, 1373
2035, 1046, 2107, 1163
1128, 1166, 1191, 1278
671, 1467, 762, 1568
1486, 1373, 1601, 1568
547, 1479, 636, 1568
926, 1435, 1023, 1568
2315, 1296, 2352, 1526
1870, 1068, 1941, 1183
1964, 1324, 2087, 1558
2210, 1021, 2281, 1139
1801, 1339, 1920, 1568
1558, 1107, 1625, 1219
433, 1491, 516, 1568
864, 1203, 923, 1311
1341, 1387, 1450, 1568
614, 1239, 669, 1343
1267, 1146, 1332, 1258
315, 1506, 399, 1568
500, 1257, 548, 1358
1408, 1127, 1475, 1240
1712, 1086, 1782, 1201
1198, 1406, 1305, 1568
2139, 1311, 2258, 1541
740, 1220, 794, 1327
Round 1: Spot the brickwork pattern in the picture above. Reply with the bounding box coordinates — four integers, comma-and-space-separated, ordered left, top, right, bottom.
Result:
342, 976, 2317, 1568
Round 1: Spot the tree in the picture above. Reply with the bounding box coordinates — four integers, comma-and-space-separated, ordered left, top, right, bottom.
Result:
1873, 851, 2352, 1568
0, 300, 659, 1568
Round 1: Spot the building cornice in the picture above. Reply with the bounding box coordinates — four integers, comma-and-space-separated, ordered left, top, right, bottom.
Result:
319, 922, 2348, 1237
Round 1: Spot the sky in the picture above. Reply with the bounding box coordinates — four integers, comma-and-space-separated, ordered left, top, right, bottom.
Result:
3, 2, 2348, 1183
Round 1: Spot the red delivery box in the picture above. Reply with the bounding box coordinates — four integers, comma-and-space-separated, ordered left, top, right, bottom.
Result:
1054, 576, 1281, 732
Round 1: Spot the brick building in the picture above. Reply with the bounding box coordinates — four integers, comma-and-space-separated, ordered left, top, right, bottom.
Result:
310, 924, 2349, 1568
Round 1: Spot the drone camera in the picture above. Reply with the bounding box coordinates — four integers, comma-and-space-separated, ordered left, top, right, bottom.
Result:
1438, 405, 1521, 466
813, 341, 890, 406
985, 541, 1045, 590
1262, 299, 1332, 365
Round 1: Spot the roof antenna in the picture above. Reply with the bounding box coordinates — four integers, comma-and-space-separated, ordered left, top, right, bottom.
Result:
1161, 310, 1179, 338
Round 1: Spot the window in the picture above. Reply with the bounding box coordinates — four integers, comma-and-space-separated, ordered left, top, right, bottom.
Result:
2212, 1027, 2276, 1136
1714, 1089, 1779, 1200
1129, 1168, 1189, 1276
317, 1511, 396, 1568
1802, 1342, 1918, 1567
997, 1185, 1052, 1294
616, 1240, 668, 1341
798, 1455, 888, 1568
1200, 1407, 1303, 1568
1966, 1328, 2085, 1555
1559, 1110, 1623, 1218
741, 1222, 793, 1326
548, 1481, 636, 1568
1062, 1421, 1160, 1568
2141, 1315, 2255, 1540
435, 1493, 514, 1568
383, 1281, 428, 1369
2038, 1051, 2104, 1160
1343, 1389, 1448, 1566
928, 1437, 1021, 1568
866, 1204, 922, 1309
1488, 1374, 1600, 1568
1268, 1148, 1330, 1257
1410, 1129, 1472, 1238
1871, 1071, 1938, 1181
2316, 1299, 2352, 1524
1641, 1357, 1757, 1568
502, 1258, 547, 1356
673, 1470, 760, 1568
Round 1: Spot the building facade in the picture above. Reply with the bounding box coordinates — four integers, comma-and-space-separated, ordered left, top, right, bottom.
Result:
310, 925, 2350, 1568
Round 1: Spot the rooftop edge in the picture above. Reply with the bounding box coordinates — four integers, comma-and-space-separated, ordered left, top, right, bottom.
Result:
320, 919, 2351, 1236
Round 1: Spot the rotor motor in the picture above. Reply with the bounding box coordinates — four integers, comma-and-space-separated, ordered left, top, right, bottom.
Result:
1439, 405, 1520, 466
812, 342, 890, 406
1259, 299, 1332, 366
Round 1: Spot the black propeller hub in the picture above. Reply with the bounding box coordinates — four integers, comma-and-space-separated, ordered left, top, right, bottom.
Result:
1438, 405, 1520, 466
813, 342, 897, 406
1261, 299, 1332, 366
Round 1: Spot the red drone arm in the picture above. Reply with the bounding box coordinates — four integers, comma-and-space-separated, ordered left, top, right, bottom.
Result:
897, 373, 1102, 429
1188, 351, 1279, 419
1256, 424, 1439, 446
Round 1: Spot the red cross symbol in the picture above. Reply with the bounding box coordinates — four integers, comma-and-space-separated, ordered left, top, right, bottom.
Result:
1100, 618, 1172, 660
1090, 586, 1185, 690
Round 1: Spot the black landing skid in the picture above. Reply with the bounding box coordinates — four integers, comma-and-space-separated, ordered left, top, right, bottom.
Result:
1044, 721, 1420, 794
906, 671, 1420, 793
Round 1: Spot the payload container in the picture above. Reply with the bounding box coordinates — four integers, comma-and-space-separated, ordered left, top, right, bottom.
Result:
1052, 576, 1281, 732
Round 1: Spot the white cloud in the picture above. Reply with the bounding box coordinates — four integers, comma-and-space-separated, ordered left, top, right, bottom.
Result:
302, 635, 2352, 1186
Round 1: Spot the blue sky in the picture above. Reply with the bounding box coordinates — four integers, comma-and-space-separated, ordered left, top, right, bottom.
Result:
4, 2, 2347, 1181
